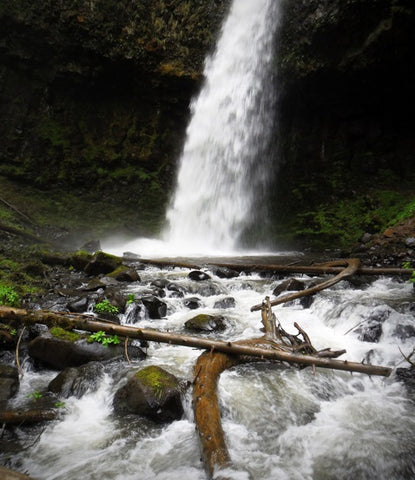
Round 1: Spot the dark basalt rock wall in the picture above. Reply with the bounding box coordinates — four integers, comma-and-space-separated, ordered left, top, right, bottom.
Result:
0, 0, 413, 245
272, 0, 415, 244
0, 0, 230, 220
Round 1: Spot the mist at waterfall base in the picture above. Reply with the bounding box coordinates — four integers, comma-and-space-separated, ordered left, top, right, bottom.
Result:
104, 0, 279, 258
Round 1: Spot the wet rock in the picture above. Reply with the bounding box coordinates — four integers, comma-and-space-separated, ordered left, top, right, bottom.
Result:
195, 282, 224, 297
48, 362, 105, 398
28, 333, 145, 369
166, 282, 187, 298
213, 297, 236, 309
393, 324, 415, 341
141, 295, 167, 319
80, 240, 102, 253
124, 303, 144, 324
79, 278, 107, 292
272, 278, 305, 296
210, 266, 240, 279
188, 270, 211, 281
356, 309, 391, 343
299, 296, 314, 309
183, 297, 203, 310
113, 365, 183, 423
184, 314, 227, 332
110, 266, 141, 282
396, 367, 415, 389
0, 364, 19, 402
67, 296, 90, 313
405, 237, 415, 248
361, 233, 372, 244
84, 252, 121, 276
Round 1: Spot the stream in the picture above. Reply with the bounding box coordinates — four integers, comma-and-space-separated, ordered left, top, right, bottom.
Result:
5, 258, 415, 480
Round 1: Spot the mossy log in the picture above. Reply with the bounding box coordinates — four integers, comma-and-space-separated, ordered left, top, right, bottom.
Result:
0, 466, 36, 480
135, 257, 411, 277
0, 306, 391, 376
0, 409, 58, 425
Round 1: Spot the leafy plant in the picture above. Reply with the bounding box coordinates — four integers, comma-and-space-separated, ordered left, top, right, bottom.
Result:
93, 299, 119, 315
27, 390, 42, 401
88, 330, 121, 347
55, 401, 66, 408
402, 262, 415, 283
126, 293, 135, 306
0, 285, 20, 307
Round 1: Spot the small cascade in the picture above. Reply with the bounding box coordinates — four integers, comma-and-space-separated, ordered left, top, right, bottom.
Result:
163, 0, 280, 253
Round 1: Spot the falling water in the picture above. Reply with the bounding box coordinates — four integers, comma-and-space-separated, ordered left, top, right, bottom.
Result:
163, 0, 279, 253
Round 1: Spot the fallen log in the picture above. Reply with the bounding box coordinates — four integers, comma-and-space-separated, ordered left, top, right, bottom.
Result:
251, 258, 360, 311
0, 409, 58, 426
0, 466, 36, 480
0, 306, 392, 377
135, 257, 411, 277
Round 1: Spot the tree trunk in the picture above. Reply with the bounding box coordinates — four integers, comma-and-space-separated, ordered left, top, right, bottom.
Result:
136, 257, 411, 277
0, 409, 58, 425
0, 307, 392, 376
251, 258, 360, 311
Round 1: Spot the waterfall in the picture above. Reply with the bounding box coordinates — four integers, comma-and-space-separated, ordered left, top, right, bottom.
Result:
163, 0, 279, 253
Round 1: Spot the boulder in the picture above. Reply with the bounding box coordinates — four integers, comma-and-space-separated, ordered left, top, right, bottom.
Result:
48, 362, 105, 398
183, 297, 203, 310
84, 252, 121, 276
28, 331, 145, 369
113, 365, 183, 422
273, 278, 305, 296
213, 297, 236, 309
109, 266, 141, 282
188, 270, 211, 281
184, 314, 227, 332
141, 295, 167, 319
0, 364, 19, 402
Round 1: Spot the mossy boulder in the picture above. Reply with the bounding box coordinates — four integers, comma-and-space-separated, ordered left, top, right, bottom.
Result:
184, 313, 227, 332
113, 365, 184, 422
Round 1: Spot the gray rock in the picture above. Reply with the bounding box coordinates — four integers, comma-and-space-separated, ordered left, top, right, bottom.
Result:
113, 366, 183, 423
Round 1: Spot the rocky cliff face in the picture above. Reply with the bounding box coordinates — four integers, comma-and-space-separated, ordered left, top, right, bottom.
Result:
0, 0, 413, 246
0, 0, 230, 230
272, 0, 415, 246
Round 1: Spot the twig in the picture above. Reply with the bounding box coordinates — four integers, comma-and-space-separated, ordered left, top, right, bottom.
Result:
15, 326, 26, 377
0, 196, 33, 224
124, 337, 131, 364
398, 346, 415, 367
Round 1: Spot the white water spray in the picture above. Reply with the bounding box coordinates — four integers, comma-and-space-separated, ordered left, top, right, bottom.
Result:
163, 0, 279, 252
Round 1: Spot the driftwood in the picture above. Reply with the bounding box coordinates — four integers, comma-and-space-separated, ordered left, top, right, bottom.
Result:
0, 466, 36, 480
0, 307, 391, 376
251, 258, 360, 311
0, 409, 58, 426
135, 257, 411, 277
193, 297, 351, 478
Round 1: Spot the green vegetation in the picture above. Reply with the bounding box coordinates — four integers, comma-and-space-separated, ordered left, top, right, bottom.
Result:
94, 300, 120, 315
27, 390, 42, 401
135, 365, 177, 399
291, 191, 415, 247
88, 330, 121, 346
50, 326, 81, 342
402, 261, 415, 284
0, 285, 20, 307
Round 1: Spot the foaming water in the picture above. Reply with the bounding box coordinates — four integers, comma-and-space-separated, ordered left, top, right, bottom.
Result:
6, 270, 415, 479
